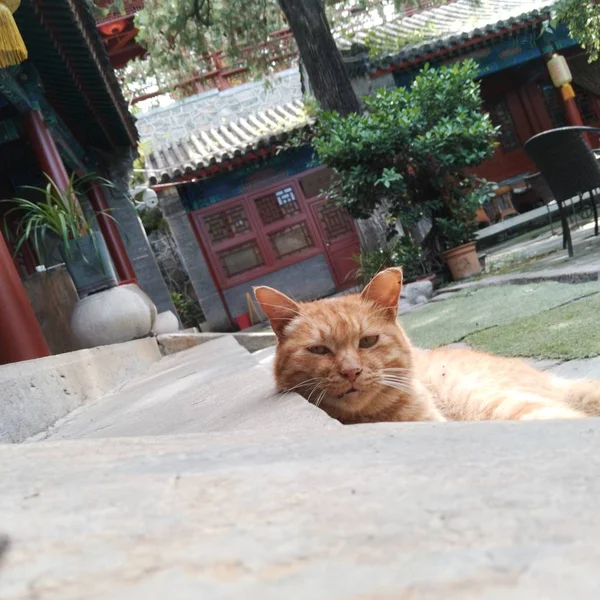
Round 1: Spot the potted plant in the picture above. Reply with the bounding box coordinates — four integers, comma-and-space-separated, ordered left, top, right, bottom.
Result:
2, 173, 118, 297
437, 181, 494, 281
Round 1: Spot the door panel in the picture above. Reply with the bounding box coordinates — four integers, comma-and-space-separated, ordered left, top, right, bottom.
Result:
310, 199, 360, 288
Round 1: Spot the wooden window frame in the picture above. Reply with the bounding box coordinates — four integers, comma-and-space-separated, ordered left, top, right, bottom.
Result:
191, 170, 327, 289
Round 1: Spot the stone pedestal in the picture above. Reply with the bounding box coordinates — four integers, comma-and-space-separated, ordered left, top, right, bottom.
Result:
71, 285, 157, 349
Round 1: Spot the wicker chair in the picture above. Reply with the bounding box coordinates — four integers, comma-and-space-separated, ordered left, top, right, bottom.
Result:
524, 126, 600, 257
523, 172, 556, 234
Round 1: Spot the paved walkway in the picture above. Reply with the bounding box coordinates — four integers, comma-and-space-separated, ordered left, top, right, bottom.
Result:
3, 338, 600, 599
484, 219, 600, 275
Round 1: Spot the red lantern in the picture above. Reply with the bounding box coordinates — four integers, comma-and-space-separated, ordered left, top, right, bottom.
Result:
99, 19, 126, 37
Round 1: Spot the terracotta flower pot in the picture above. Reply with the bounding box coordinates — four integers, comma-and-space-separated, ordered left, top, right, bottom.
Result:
443, 242, 482, 281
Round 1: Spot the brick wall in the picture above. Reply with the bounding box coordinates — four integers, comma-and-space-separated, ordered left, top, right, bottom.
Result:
105, 154, 176, 316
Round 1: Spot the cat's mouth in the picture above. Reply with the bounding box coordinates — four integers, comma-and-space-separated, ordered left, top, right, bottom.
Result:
338, 387, 361, 399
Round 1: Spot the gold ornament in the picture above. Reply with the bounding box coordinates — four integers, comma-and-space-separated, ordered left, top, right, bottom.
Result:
0, 0, 28, 69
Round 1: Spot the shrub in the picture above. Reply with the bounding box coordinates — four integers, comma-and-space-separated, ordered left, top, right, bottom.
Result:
355, 236, 429, 285
310, 60, 498, 265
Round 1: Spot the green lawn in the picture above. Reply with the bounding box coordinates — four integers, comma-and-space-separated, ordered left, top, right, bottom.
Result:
467, 295, 600, 359
401, 282, 599, 351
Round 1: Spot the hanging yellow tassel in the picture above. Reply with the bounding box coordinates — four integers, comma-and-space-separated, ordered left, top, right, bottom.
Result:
0, 0, 27, 69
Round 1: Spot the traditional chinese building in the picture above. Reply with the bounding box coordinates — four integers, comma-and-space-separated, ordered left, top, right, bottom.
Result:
0, 0, 172, 364
138, 0, 600, 331
143, 70, 361, 331
342, 0, 600, 182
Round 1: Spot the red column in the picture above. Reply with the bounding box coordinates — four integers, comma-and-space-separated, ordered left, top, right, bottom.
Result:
22, 109, 71, 191
561, 83, 585, 128
87, 182, 137, 283
0, 230, 50, 364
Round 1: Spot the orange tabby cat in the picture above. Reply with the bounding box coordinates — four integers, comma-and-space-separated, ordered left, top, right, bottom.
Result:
254, 267, 600, 423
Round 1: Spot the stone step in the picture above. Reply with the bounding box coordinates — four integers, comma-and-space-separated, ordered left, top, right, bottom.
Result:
36, 336, 336, 442
3, 419, 600, 598
0, 338, 162, 444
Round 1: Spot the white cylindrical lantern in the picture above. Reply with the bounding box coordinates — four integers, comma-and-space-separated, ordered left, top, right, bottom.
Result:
547, 54, 572, 88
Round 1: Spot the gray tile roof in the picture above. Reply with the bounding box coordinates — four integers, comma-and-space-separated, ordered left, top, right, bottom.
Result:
146, 100, 311, 185
337, 0, 554, 71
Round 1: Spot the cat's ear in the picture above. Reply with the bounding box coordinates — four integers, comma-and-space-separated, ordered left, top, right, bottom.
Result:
253, 286, 301, 339
360, 267, 403, 319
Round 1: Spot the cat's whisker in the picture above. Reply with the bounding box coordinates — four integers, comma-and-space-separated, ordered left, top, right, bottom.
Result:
380, 375, 411, 384
279, 378, 323, 401
316, 388, 328, 408
379, 379, 413, 393
307, 381, 326, 405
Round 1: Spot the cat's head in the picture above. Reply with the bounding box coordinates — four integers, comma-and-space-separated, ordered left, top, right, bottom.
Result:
254, 268, 414, 421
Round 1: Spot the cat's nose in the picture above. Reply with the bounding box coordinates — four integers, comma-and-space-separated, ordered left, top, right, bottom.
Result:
340, 367, 362, 382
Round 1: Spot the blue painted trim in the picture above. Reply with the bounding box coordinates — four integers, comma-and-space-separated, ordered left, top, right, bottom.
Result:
393, 24, 578, 88
178, 146, 320, 213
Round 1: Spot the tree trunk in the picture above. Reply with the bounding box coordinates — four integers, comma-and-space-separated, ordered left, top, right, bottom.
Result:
277, 0, 361, 116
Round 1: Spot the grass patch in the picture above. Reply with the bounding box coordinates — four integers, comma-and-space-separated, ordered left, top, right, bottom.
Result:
467, 295, 600, 360
401, 282, 599, 348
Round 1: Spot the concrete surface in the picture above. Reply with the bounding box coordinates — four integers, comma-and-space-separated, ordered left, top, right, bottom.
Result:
3, 420, 600, 599
156, 332, 277, 356
38, 336, 335, 442
546, 356, 600, 379
0, 338, 161, 444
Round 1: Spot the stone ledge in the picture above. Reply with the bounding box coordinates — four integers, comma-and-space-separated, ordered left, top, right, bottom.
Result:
0, 338, 162, 444
442, 266, 600, 293
157, 332, 277, 356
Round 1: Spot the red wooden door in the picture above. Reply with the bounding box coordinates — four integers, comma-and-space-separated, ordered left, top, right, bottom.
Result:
310, 198, 360, 288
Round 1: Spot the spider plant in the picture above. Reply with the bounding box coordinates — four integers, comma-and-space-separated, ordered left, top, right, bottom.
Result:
1, 172, 115, 261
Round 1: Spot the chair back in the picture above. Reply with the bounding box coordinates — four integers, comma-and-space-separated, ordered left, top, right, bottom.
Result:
523, 172, 554, 204
524, 127, 600, 203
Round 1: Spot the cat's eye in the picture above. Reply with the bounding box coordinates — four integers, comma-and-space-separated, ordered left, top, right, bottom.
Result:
308, 345, 331, 355
359, 335, 379, 349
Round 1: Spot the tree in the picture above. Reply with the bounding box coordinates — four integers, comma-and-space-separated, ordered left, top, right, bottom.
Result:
127, 0, 434, 115
553, 1, 600, 62
307, 60, 498, 267
278, 0, 360, 115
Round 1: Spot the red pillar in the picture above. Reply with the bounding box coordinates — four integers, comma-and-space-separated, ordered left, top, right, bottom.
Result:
22, 109, 71, 191
87, 183, 137, 282
561, 83, 585, 128
0, 230, 50, 364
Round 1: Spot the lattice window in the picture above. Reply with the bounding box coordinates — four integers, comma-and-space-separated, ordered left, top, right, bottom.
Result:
575, 85, 598, 124
542, 84, 598, 127
268, 222, 314, 259
541, 85, 568, 128
317, 203, 353, 241
217, 241, 264, 277
204, 205, 250, 243
487, 100, 521, 152
255, 187, 300, 225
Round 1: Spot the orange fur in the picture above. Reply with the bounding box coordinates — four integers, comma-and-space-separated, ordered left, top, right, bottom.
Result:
254, 268, 599, 423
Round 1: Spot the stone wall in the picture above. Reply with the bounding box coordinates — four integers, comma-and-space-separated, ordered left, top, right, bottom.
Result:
104, 150, 176, 316
223, 255, 336, 319
137, 68, 302, 148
